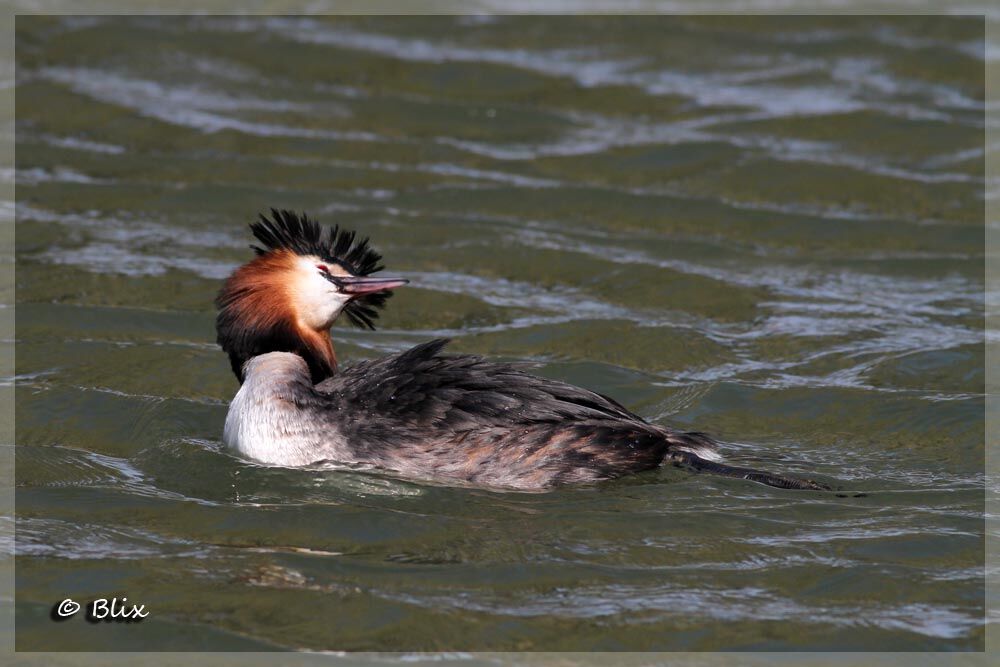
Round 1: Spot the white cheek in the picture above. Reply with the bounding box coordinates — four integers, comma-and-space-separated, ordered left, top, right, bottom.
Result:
296, 274, 351, 329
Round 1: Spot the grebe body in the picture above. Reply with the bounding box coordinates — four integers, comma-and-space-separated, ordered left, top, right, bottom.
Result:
216, 210, 824, 491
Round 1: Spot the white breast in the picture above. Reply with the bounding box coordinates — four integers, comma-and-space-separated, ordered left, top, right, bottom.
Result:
223, 352, 340, 466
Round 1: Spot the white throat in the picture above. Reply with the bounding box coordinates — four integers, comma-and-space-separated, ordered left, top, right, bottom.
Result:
223, 352, 346, 466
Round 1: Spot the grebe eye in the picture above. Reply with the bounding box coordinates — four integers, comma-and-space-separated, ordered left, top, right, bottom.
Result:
316, 264, 330, 274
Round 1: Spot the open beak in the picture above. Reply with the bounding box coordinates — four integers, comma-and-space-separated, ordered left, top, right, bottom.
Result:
336, 275, 409, 296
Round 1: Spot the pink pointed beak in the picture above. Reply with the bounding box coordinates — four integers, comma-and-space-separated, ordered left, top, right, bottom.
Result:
336, 275, 409, 296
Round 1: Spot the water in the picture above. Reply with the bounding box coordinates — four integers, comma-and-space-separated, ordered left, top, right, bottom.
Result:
12, 14, 985, 652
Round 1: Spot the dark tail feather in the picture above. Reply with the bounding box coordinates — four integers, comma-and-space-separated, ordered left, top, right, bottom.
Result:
668, 450, 829, 491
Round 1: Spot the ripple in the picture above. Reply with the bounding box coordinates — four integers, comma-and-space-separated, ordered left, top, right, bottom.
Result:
386, 582, 981, 639
237, 17, 980, 125
222, 16, 640, 88
31, 132, 126, 154
18, 203, 241, 278
405, 270, 633, 321
36, 66, 381, 142
16, 516, 210, 560
512, 226, 981, 385
14, 166, 111, 186
272, 154, 561, 189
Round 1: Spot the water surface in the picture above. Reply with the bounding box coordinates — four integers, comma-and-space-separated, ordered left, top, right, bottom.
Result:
12, 14, 985, 651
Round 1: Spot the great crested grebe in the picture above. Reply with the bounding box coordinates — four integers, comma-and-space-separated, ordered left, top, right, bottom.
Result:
216, 209, 825, 491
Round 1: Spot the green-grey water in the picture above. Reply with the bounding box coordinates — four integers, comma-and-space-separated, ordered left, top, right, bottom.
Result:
12, 15, 985, 652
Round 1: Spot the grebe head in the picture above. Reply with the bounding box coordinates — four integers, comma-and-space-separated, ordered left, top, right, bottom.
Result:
215, 209, 408, 383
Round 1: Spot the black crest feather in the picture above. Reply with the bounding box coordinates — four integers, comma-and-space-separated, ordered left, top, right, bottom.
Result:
250, 208, 392, 330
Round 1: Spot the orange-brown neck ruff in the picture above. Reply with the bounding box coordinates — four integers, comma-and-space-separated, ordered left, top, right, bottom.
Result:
215, 249, 337, 384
